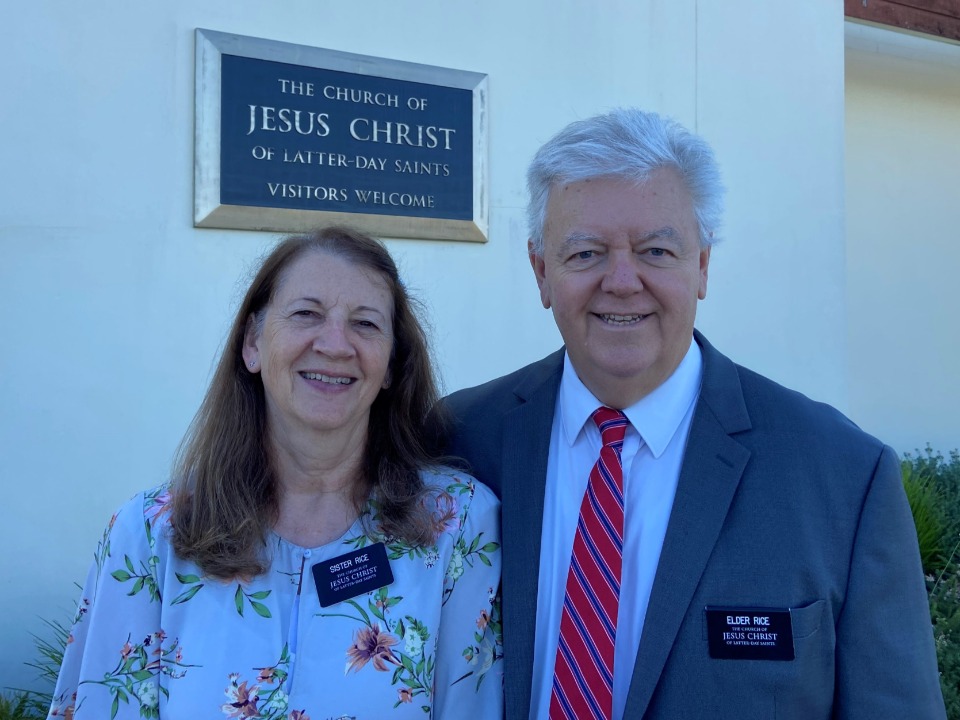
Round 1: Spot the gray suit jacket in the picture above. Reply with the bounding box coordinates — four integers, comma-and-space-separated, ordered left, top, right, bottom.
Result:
441, 331, 944, 720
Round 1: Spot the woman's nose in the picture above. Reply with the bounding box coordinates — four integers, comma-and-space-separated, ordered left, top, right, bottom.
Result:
312, 320, 354, 357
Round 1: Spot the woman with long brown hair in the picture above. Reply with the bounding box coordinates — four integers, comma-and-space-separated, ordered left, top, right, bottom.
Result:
49, 227, 502, 719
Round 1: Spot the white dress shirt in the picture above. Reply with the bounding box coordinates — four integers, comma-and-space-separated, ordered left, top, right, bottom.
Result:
530, 340, 703, 720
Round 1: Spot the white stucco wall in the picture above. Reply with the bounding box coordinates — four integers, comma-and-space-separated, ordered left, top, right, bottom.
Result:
845, 22, 960, 454
1, 0, 846, 690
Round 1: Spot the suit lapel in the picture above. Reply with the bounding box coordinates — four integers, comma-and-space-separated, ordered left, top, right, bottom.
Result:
501, 350, 564, 719
625, 332, 752, 717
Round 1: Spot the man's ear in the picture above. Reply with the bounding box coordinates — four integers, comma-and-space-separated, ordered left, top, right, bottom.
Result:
529, 240, 551, 310
241, 313, 260, 372
698, 244, 711, 300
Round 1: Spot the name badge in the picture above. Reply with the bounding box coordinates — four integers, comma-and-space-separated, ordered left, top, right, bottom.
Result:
313, 542, 394, 608
705, 606, 795, 661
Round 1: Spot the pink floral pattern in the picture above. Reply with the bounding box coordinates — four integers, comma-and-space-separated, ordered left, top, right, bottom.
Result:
49, 470, 502, 719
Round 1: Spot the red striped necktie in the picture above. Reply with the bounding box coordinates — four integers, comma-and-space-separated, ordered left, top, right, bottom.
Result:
549, 406, 628, 720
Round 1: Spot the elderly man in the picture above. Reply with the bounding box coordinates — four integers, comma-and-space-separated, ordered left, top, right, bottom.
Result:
441, 109, 944, 720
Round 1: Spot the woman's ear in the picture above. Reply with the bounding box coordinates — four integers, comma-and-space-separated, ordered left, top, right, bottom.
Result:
241, 313, 260, 372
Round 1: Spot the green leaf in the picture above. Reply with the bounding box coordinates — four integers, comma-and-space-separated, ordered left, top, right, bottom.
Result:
111, 570, 132, 582
234, 585, 244, 616
346, 599, 371, 627
386, 596, 403, 607
110, 694, 119, 720
469, 536, 480, 553
250, 600, 272, 618
125, 555, 136, 574
171, 584, 203, 605
401, 654, 416, 673
131, 670, 153, 682
392, 666, 403, 684
130, 577, 145, 596
248, 590, 271, 600
175, 572, 201, 584
478, 553, 492, 567
480, 542, 500, 553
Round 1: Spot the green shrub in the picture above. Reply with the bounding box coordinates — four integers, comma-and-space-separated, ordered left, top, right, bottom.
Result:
904, 446, 960, 719
0, 692, 47, 720
0, 616, 69, 720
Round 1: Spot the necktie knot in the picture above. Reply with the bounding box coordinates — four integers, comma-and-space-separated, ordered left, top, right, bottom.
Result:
593, 406, 628, 450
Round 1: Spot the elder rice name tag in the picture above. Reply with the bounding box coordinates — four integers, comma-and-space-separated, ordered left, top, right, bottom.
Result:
313, 542, 394, 608
705, 606, 795, 661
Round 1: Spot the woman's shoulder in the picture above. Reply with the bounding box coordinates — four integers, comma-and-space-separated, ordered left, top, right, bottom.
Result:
107, 484, 175, 542
419, 466, 499, 508
417, 466, 499, 542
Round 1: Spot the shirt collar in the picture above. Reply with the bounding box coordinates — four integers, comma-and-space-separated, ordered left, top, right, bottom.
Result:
558, 339, 703, 458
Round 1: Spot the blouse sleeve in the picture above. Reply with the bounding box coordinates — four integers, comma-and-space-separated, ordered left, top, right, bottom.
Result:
49, 490, 170, 720
432, 476, 503, 720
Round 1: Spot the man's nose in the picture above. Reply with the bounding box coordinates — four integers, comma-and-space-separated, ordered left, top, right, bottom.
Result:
601, 253, 644, 295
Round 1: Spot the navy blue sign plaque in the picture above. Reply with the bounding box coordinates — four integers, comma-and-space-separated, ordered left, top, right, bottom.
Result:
195, 30, 488, 242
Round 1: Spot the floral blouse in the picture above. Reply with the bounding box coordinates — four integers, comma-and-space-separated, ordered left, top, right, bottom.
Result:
49, 469, 503, 720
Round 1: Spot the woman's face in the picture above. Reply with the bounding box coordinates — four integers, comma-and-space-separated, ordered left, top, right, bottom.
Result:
242, 250, 394, 441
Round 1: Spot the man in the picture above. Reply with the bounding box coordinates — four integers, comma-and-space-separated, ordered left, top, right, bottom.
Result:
441, 109, 944, 719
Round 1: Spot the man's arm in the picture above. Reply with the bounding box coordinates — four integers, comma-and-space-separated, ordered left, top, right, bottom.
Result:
834, 444, 945, 718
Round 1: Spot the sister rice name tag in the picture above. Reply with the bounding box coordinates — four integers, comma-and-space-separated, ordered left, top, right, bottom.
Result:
312, 542, 394, 608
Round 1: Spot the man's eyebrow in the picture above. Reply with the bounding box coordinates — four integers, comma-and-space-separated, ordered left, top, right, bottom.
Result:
561, 231, 602, 247
638, 226, 679, 242
561, 227, 680, 246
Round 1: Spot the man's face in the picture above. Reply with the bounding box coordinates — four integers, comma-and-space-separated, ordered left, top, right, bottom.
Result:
530, 169, 710, 407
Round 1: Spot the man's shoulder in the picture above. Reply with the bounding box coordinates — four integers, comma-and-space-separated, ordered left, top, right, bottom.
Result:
697, 331, 885, 456
721, 352, 886, 460
444, 348, 564, 418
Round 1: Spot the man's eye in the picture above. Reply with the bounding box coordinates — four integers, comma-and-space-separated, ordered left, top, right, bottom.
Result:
648, 248, 666, 257
574, 250, 595, 260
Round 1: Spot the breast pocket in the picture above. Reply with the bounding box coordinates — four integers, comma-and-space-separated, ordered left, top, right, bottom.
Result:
773, 599, 834, 720
691, 599, 833, 720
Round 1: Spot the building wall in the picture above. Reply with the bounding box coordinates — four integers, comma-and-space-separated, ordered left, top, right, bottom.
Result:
845, 22, 960, 454
1, 0, 846, 688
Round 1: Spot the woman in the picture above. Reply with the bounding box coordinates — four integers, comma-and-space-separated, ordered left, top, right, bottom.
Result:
49, 227, 502, 719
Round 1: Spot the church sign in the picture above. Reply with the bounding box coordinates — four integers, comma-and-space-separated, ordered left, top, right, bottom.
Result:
195, 29, 488, 242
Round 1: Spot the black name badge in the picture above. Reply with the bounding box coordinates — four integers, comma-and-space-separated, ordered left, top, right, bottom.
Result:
705, 606, 795, 661
313, 542, 394, 608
